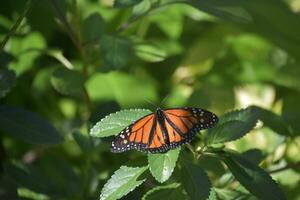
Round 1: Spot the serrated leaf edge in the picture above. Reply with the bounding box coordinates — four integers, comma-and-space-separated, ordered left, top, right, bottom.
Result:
141, 183, 180, 200
100, 165, 148, 200
90, 108, 151, 137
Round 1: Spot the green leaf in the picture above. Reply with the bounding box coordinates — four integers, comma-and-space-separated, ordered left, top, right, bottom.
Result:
282, 94, 300, 135
86, 72, 158, 107
73, 131, 93, 152
83, 13, 105, 42
180, 161, 212, 200
90, 109, 151, 137
221, 150, 287, 200
100, 35, 132, 69
142, 183, 186, 200
0, 106, 63, 145
9, 32, 46, 75
51, 67, 85, 96
100, 165, 148, 200
17, 187, 50, 200
135, 44, 167, 62
241, 149, 264, 166
214, 188, 256, 200
206, 106, 259, 144
251, 106, 292, 137
114, 0, 143, 8
189, 0, 300, 62
148, 148, 180, 183
0, 68, 16, 98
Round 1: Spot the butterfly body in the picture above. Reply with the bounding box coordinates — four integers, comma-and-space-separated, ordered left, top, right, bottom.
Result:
111, 107, 218, 153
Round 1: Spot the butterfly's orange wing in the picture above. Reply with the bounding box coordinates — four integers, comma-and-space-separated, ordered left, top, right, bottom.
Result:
111, 107, 218, 153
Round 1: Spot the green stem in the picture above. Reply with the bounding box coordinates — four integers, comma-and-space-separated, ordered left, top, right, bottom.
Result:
0, 0, 33, 51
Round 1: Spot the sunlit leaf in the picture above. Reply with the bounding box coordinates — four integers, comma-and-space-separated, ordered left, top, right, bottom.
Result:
148, 148, 180, 183
86, 72, 158, 107
51, 67, 85, 96
100, 166, 148, 200
142, 183, 186, 200
221, 150, 287, 200
180, 161, 211, 200
135, 44, 167, 62
0, 68, 15, 98
90, 109, 151, 137
0, 106, 63, 144
9, 32, 46, 75
206, 106, 259, 144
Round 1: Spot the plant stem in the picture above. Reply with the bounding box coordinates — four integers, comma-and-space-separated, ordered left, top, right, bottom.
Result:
268, 161, 300, 174
0, 0, 33, 51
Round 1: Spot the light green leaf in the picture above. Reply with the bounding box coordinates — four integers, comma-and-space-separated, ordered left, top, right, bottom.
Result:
90, 109, 151, 137
142, 183, 186, 200
51, 67, 85, 96
0, 106, 63, 145
9, 32, 46, 75
100, 35, 132, 69
180, 161, 211, 200
114, 0, 143, 8
221, 150, 287, 200
17, 188, 50, 200
206, 106, 259, 144
148, 148, 180, 183
86, 72, 158, 107
135, 44, 167, 62
0, 68, 15, 98
214, 188, 256, 200
100, 166, 148, 200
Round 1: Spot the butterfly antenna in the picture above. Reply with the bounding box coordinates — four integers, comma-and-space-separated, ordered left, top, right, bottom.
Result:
144, 99, 157, 111
159, 93, 171, 108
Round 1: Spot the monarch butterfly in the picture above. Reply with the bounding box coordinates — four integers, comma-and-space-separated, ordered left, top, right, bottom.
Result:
111, 107, 218, 153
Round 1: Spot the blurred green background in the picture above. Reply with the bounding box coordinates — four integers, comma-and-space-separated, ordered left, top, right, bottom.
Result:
0, 0, 299, 199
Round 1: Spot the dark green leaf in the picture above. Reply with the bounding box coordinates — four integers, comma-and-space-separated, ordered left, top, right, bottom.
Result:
100, 35, 132, 69
180, 161, 211, 200
241, 149, 264, 166
51, 67, 85, 96
0, 68, 16, 98
282, 94, 300, 135
0, 106, 63, 145
90, 109, 151, 137
148, 148, 180, 183
114, 0, 143, 8
221, 150, 287, 200
142, 183, 186, 200
206, 107, 259, 144
251, 105, 293, 136
100, 165, 148, 200
83, 13, 105, 42
73, 131, 93, 152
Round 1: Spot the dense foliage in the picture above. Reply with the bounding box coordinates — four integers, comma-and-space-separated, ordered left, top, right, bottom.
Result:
0, 0, 300, 199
